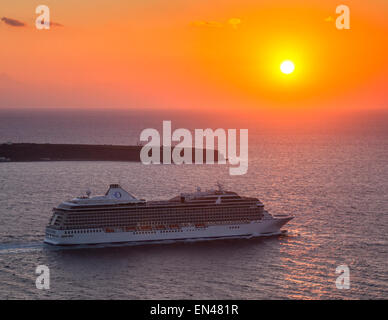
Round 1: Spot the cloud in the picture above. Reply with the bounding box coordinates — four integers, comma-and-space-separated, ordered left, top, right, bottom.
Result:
38, 20, 64, 28
190, 20, 223, 28
50, 21, 64, 27
227, 18, 241, 29
1, 16, 63, 29
190, 18, 242, 29
1, 17, 26, 27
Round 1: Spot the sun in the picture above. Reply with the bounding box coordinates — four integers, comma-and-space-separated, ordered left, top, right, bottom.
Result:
280, 60, 295, 74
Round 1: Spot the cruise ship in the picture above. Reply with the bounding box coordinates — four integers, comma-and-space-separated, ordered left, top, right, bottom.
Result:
44, 184, 293, 245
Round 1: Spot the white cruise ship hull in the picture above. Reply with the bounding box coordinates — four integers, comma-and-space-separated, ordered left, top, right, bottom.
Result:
44, 216, 293, 246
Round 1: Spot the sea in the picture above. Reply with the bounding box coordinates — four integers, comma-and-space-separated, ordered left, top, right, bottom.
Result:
0, 109, 387, 299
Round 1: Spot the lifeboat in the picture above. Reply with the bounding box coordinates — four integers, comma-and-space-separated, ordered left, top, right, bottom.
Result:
155, 225, 166, 230
125, 226, 136, 231
169, 224, 180, 229
195, 223, 206, 228
140, 225, 152, 231
104, 227, 114, 233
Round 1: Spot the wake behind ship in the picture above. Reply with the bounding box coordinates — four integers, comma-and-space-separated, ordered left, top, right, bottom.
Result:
44, 184, 293, 245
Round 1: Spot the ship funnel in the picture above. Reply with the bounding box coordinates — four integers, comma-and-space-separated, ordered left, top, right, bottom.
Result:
105, 184, 138, 201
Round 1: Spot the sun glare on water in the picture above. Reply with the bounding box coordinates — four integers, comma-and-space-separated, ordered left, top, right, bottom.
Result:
280, 60, 295, 74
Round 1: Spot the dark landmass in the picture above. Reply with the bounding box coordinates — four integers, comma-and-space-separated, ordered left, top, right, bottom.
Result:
0, 143, 221, 163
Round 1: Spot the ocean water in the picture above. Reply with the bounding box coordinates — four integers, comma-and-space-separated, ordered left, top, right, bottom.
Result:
0, 111, 387, 299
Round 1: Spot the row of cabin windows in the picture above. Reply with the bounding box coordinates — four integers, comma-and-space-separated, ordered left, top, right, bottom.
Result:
65, 229, 102, 234
57, 203, 258, 216
62, 211, 261, 221
64, 214, 261, 223
62, 217, 259, 227
62, 213, 261, 223
63, 227, 237, 235
60, 220, 255, 230
63, 208, 261, 220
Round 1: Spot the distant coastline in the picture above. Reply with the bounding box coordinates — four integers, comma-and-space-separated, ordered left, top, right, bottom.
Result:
0, 143, 221, 162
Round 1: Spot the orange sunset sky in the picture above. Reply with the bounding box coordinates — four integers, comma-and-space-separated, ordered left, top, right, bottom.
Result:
0, 0, 387, 125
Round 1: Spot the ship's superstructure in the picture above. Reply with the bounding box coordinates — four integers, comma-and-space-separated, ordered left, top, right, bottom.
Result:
44, 184, 293, 245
